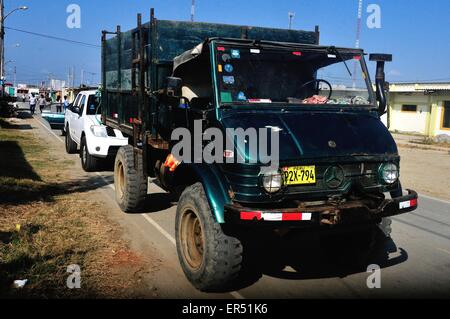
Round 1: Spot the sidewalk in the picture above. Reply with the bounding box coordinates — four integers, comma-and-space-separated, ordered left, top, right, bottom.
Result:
392, 133, 450, 153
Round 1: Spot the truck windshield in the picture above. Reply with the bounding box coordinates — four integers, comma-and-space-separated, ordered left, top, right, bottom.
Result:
215, 45, 374, 106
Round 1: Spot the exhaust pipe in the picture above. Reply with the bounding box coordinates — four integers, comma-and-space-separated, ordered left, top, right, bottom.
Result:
370, 53, 392, 115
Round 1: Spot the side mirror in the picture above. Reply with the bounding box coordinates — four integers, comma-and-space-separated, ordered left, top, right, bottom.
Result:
369, 53, 393, 115
166, 77, 182, 97
73, 106, 81, 115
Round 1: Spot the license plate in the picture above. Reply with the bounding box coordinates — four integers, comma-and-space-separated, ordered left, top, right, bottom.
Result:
283, 166, 316, 185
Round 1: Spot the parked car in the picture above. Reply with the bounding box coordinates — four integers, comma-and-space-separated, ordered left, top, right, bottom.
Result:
64, 90, 129, 172
41, 111, 66, 133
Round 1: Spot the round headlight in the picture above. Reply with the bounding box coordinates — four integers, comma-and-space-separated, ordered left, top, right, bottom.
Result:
262, 172, 283, 194
379, 163, 399, 184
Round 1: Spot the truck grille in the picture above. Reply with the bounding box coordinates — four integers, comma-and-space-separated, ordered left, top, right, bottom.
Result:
221, 162, 383, 204
106, 127, 116, 137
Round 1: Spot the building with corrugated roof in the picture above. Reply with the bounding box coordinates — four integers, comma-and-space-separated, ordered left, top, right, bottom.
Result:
385, 82, 450, 137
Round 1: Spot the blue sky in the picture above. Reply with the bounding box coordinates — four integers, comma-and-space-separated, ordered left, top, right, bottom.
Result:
4, 0, 450, 86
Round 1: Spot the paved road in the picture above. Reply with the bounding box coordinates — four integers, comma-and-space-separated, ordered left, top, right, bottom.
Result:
30, 105, 450, 299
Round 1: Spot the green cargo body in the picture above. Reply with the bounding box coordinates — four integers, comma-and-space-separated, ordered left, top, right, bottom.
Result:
102, 18, 319, 132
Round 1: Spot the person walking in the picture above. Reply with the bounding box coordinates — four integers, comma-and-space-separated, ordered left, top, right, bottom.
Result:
56, 95, 62, 113
29, 94, 37, 115
63, 96, 69, 112
38, 94, 46, 114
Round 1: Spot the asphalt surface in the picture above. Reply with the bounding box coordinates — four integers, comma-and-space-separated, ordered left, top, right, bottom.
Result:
26, 103, 450, 299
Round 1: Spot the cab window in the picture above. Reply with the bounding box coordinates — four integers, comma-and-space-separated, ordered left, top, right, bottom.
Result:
79, 95, 87, 115
86, 94, 101, 115
73, 94, 82, 107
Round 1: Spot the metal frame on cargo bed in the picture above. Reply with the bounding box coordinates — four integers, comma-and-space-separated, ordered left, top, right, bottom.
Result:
100, 8, 319, 177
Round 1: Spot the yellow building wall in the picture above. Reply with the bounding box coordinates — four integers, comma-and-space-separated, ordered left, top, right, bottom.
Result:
430, 101, 450, 137
388, 94, 430, 135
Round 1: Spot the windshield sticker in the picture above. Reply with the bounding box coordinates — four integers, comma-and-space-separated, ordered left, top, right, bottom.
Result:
250, 49, 261, 54
237, 92, 247, 101
220, 92, 233, 103
222, 54, 231, 62
231, 49, 240, 59
327, 54, 337, 58
218, 64, 223, 73
354, 55, 362, 61
217, 46, 226, 52
223, 76, 235, 85
224, 64, 234, 73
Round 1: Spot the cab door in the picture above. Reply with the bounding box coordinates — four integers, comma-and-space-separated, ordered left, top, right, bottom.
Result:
72, 94, 87, 144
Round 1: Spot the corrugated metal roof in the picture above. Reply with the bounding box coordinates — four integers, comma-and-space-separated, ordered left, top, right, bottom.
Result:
390, 82, 450, 92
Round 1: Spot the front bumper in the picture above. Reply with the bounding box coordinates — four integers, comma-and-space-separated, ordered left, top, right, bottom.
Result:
86, 133, 128, 158
224, 190, 418, 227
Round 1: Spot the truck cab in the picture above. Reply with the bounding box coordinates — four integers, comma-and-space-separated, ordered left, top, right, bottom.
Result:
64, 90, 128, 171
102, 12, 418, 292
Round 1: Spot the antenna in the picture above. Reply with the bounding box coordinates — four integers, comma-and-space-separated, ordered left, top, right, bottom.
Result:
191, 0, 195, 22
353, 0, 363, 88
288, 12, 295, 30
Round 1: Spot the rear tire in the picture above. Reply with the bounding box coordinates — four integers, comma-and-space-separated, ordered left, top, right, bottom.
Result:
80, 136, 100, 172
114, 145, 147, 212
176, 183, 243, 292
65, 126, 77, 154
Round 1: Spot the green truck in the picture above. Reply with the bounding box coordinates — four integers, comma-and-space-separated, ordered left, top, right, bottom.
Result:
101, 9, 418, 291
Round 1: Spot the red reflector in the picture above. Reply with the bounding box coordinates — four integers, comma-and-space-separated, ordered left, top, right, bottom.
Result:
224, 150, 234, 158
282, 213, 303, 221
240, 211, 262, 221
217, 47, 225, 51
410, 199, 418, 207
292, 51, 302, 56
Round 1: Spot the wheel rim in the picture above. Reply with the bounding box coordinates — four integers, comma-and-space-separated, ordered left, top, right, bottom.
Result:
116, 161, 125, 199
180, 209, 205, 271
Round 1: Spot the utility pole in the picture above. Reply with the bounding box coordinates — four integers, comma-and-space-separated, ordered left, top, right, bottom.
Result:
80, 69, 84, 87
288, 12, 295, 30
72, 66, 75, 88
191, 0, 195, 22
13, 66, 16, 87
0, 0, 4, 96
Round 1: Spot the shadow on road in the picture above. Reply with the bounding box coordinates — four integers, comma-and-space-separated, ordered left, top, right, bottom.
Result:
0, 174, 117, 205
0, 118, 32, 130
226, 227, 408, 291
0, 141, 41, 181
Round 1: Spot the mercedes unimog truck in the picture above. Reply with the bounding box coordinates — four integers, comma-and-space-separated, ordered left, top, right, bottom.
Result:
100, 9, 418, 292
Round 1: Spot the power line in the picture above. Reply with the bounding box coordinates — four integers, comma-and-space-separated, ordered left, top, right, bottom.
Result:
4, 26, 100, 48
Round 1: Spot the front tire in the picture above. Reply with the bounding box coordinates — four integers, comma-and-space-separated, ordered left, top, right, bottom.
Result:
65, 126, 77, 154
80, 136, 100, 172
114, 145, 147, 212
176, 183, 243, 292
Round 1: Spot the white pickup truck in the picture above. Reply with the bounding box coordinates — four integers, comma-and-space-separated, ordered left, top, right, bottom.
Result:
64, 90, 128, 172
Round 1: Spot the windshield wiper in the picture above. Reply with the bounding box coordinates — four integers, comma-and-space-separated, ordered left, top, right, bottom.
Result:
328, 46, 352, 77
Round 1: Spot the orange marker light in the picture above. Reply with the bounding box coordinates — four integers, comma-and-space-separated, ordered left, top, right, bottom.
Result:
164, 154, 181, 172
